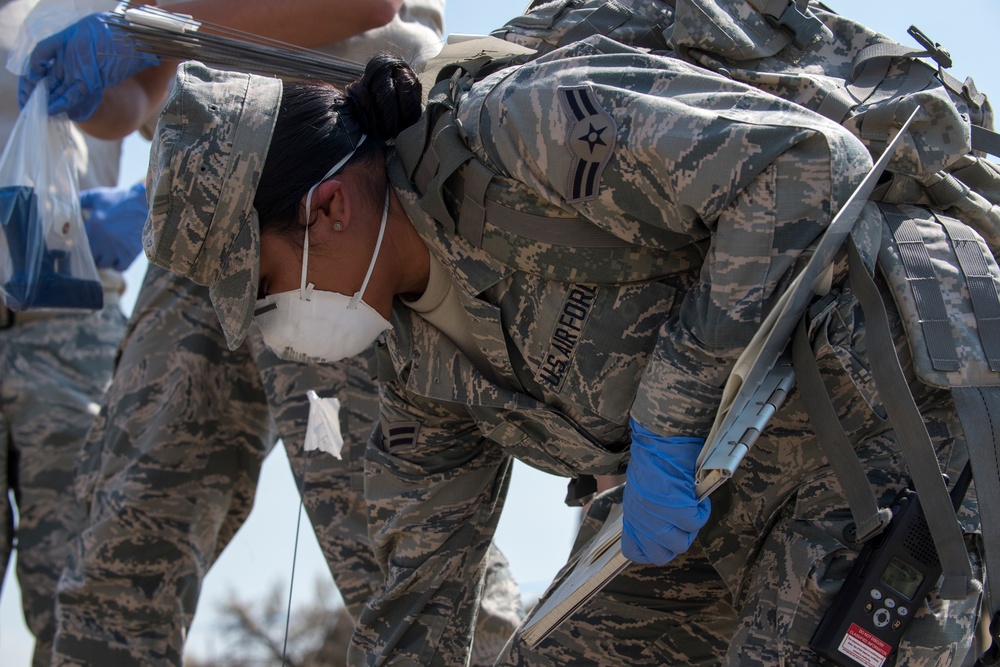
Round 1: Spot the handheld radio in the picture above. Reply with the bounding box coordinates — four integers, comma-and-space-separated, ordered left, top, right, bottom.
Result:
810, 463, 971, 667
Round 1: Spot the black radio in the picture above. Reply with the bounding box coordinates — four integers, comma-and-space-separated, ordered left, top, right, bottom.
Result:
810, 464, 971, 667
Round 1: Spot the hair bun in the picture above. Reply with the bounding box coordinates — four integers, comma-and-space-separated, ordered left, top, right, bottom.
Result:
346, 54, 422, 142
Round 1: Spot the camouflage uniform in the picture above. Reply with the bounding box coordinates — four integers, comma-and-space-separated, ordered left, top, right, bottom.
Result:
0, 2, 127, 665
50, 3, 521, 666
353, 36, 982, 665
138, 41, 985, 666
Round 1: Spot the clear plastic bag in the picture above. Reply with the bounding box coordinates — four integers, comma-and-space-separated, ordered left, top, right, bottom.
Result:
0, 84, 103, 311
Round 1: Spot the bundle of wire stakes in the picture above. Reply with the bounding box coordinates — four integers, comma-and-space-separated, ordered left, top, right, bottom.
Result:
104, 2, 364, 86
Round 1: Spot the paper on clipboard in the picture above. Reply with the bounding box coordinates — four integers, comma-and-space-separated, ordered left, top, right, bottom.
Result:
518, 109, 919, 648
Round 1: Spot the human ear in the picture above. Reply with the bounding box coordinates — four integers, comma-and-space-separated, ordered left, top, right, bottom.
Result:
310, 179, 351, 234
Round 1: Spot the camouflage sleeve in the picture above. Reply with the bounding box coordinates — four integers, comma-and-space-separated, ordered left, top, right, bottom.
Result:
461, 36, 873, 434
351, 379, 514, 665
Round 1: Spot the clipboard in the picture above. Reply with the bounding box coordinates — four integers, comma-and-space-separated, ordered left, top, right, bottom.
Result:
519, 109, 919, 648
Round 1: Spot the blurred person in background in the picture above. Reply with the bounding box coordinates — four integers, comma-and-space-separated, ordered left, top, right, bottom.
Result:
0, 1, 148, 664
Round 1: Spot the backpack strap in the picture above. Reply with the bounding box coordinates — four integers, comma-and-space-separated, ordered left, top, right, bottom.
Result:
851, 25, 952, 81
873, 203, 1000, 613
972, 125, 1000, 159
848, 234, 975, 599
799, 214, 1000, 599
792, 318, 893, 542
952, 386, 1000, 618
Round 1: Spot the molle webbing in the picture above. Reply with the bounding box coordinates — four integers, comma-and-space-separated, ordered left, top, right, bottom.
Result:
939, 217, 1000, 371
883, 204, 1000, 374
882, 206, 962, 371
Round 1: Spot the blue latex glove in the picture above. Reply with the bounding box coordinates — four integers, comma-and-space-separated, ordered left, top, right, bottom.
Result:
18, 13, 160, 121
622, 418, 711, 565
81, 182, 148, 271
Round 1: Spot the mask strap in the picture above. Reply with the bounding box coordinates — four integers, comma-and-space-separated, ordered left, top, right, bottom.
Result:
298, 134, 368, 302
349, 187, 390, 310
300, 223, 314, 299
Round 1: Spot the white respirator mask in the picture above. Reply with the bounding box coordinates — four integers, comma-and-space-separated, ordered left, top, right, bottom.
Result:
254, 136, 393, 364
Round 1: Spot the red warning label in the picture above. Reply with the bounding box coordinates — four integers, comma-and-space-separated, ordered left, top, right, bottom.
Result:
837, 623, 892, 667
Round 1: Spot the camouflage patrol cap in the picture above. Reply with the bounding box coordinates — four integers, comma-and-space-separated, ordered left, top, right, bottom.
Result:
143, 61, 282, 350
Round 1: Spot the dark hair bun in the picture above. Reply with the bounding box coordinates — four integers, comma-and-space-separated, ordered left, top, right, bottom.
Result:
346, 54, 422, 142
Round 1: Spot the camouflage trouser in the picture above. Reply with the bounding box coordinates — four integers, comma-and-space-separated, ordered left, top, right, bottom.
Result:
50, 265, 520, 666
500, 422, 983, 666
0, 304, 126, 667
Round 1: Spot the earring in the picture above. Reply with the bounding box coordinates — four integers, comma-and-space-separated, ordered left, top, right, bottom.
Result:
333, 221, 343, 231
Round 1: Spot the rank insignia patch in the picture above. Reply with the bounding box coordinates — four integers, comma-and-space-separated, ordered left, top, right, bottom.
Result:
559, 86, 617, 203
381, 420, 421, 454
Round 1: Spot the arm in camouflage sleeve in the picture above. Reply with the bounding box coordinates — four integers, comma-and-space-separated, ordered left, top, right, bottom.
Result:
351, 379, 514, 665
463, 38, 873, 436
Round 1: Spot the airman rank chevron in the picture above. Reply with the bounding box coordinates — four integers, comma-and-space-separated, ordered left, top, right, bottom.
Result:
381, 420, 421, 454
559, 85, 617, 203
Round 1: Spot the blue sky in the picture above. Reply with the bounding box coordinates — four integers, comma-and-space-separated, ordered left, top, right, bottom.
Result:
3, 1, 999, 664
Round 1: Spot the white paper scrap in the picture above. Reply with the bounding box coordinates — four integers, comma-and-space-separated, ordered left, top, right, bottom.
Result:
303, 390, 344, 459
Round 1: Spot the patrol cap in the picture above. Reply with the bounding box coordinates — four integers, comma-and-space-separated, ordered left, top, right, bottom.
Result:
143, 61, 282, 350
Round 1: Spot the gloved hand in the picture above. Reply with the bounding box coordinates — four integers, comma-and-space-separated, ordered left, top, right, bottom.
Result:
81, 182, 148, 271
622, 418, 711, 566
18, 13, 161, 121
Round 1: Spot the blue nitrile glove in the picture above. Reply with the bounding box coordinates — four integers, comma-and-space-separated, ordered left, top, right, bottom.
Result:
18, 13, 161, 121
622, 418, 711, 565
81, 182, 148, 271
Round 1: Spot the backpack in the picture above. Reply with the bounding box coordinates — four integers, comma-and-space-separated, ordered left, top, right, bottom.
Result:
395, 0, 1000, 656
